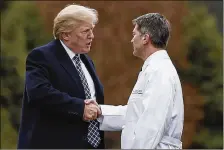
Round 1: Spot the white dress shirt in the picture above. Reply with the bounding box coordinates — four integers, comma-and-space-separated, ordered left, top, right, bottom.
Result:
60, 40, 96, 100
99, 50, 184, 149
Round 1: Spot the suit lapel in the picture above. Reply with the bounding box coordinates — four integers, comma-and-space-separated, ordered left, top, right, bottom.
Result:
80, 55, 97, 82
54, 39, 103, 102
54, 40, 85, 93
81, 54, 103, 102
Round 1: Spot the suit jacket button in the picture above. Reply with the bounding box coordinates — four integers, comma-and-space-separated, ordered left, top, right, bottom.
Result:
83, 136, 87, 141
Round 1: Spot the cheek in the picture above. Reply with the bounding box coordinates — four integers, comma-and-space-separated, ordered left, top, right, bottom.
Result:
133, 39, 140, 46
75, 35, 86, 44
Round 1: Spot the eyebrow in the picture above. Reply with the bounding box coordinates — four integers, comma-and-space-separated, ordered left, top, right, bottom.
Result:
82, 27, 93, 31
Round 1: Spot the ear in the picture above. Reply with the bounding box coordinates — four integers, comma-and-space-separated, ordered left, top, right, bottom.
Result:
61, 32, 70, 41
142, 34, 150, 45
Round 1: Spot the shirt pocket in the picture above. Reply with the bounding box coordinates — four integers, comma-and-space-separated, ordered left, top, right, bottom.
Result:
129, 71, 148, 100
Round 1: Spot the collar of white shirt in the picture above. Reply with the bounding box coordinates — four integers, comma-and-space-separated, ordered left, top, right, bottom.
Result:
60, 40, 77, 60
142, 50, 169, 71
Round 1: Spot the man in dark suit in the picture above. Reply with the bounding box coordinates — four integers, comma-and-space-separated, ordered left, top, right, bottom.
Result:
17, 4, 104, 149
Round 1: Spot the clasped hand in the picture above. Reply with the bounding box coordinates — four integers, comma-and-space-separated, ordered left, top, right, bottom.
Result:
83, 99, 101, 121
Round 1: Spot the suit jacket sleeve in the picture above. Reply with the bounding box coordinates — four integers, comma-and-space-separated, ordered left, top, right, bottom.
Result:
25, 49, 85, 118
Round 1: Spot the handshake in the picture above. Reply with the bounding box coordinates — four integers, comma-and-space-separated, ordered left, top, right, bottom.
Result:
83, 99, 101, 121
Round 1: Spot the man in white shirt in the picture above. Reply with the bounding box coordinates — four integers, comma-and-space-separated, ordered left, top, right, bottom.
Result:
86, 13, 184, 149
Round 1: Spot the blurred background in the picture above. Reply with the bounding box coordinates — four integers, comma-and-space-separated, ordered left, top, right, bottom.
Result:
1, 1, 223, 149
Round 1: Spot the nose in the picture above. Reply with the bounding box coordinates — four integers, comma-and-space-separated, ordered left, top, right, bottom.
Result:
131, 38, 134, 43
89, 30, 94, 39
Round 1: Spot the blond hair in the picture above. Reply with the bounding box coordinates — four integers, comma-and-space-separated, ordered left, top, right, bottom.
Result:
53, 4, 98, 39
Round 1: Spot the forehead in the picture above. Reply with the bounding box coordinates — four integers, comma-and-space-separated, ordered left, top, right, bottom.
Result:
132, 24, 139, 33
78, 22, 95, 29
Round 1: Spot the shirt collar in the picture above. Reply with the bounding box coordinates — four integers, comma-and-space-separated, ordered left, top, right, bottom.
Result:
142, 50, 169, 71
60, 40, 78, 60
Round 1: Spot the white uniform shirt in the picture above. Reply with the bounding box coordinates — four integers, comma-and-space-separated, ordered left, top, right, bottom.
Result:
100, 50, 184, 149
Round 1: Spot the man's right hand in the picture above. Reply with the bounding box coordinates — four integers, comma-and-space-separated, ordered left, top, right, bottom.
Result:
83, 99, 101, 121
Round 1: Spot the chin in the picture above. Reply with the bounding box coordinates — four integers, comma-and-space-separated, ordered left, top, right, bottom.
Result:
133, 50, 141, 59
133, 51, 136, 56
81, 48, 91, 54
133, 50, 138, 57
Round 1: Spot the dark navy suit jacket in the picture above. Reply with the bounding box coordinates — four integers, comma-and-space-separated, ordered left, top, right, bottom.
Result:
17, 39, 105, 149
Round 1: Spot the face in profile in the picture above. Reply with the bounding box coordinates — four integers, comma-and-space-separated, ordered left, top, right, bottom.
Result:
67, 22, 95, 54
131, 24, 144, 58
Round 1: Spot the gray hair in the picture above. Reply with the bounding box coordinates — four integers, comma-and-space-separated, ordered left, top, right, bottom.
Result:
132, 13, 171, 49
53, 4, 98, 39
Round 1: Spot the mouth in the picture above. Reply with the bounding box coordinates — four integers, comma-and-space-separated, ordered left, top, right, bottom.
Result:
86, 42, 92, 47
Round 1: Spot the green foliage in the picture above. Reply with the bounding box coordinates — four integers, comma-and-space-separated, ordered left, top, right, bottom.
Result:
182, 4, 223, 149
1, 108, 18, 149
1, 1, 52, 148
194, 128, 223, 148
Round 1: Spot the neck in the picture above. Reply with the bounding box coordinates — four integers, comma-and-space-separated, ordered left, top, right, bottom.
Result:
142, 46, 163, 61
61, 39, 76, 53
